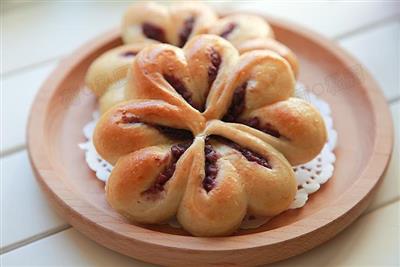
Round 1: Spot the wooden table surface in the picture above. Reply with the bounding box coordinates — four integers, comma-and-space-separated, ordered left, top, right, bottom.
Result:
1, 1, 399, 266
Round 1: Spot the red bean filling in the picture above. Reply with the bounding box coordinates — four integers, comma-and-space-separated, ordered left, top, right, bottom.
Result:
179, 16, 195, 47
120, 111, 140, 124
214, 136, 271, 169
220, 22, 237, 39
119, 111, 193, 140
203, 144, 220, 192
119, 111, 193, 195
120, 51, 138, 57
154, 125, 193, 140
241, 117, 282, 138
198, 48, 222, 112
207, 47, 221, 89
221, 84, 282, 139
164, 74, 201, 111
222, 82, 248, 122
142, 22, 167, 43
142, 143, 191, 195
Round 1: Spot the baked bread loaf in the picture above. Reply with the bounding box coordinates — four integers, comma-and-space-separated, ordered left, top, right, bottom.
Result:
94, 35, 326, 236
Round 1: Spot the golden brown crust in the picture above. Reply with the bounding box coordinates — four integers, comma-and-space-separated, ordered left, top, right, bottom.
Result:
235, 98, 327, 165
184, 35, 239, 110
107, 143, 196, 224
94, 100, 204, 165
125, 43, 199, 111
206, 14, 274, 47
177, 138, 248, 236
126, 35, 239, 115
237, 38, 299, 78
85, 44, 145, 97
85, 44, 148, 113
94, 35, 325, 237
87, 2, 299, 116
121, 2, 298, 76
176, 125, 297, 236
203, 49, 296, 120
122, 1, 217, 46
206, 124, 297, 216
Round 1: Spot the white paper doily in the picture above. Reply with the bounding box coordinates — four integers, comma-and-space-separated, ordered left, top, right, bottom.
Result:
79, 84, 337, 230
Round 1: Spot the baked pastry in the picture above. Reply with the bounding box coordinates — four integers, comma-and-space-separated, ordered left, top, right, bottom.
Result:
122, 1, 217, 47
203, 13, 300, 72
85, 1, 299, 114
94, 35, 326, 236
122, 1, 299, 76
85, 44, 148, 114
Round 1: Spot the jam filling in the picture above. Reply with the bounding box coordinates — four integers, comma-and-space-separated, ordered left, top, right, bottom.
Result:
222, 82, 248, 122
119, 111, 193, 140
241, 117, 282, 138
203, 144, 220, 192
142, 143, 191, 195
220, 22, 237, 39
120, 51, 138, 57
142, 22, 167, 43
164, 74, 200, 110
179, 16, 195, 47
215, 136, 271, 169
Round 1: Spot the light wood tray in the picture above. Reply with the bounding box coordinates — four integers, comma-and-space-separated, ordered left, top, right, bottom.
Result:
27, 16, 393, 266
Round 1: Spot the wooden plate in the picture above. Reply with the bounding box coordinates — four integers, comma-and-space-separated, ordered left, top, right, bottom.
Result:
27, 16, 393, 266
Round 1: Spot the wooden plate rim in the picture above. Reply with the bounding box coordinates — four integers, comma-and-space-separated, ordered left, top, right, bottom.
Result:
27, 16, 394, 254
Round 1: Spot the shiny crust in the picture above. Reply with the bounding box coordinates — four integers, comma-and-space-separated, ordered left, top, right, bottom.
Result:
206, 14, 274, 47
126, 35, 239, 115
178, 128, 296, 236
121, 1, 298, 75
94, 100, 204, 165
204, 49, 296, 120
237, 38, 299, 77
85, 44, 147, 113
94, 35, 326, 236
122, 1, 217, 46
87, 2, 299, 114
231, 98, 327, 165
107, 144, 196, 224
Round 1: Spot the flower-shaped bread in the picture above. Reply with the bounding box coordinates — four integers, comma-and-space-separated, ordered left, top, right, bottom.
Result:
93, 35, 326, 236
